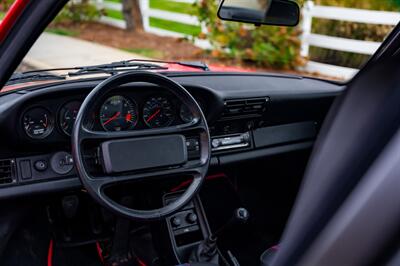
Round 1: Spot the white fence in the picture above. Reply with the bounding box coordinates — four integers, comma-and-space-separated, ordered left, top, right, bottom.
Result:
97, 0, 211, 49
97, 0, 400, 79
301, 0, 400, 79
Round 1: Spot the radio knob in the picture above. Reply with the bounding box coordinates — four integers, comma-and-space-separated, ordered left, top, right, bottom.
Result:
186, 213, 198, 224
171, 217, 182, 227
212, 139, 220, 148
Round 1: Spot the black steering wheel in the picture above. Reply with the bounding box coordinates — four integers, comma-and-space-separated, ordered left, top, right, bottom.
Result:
71, 71, 211, 221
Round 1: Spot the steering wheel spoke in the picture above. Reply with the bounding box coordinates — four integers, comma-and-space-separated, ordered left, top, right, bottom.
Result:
80, 118, 206, 142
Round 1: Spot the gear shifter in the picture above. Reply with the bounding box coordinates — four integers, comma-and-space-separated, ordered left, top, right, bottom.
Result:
189, 208, 249, 265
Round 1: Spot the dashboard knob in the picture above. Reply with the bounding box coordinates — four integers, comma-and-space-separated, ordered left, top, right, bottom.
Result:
171, 217, 182, 227
186, 213, 198, 224
34, 160, 48, 171
212, 139, 220, 148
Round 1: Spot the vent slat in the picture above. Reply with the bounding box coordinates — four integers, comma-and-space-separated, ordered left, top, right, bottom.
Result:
0, 159, 15, 185
220, 97, 268, 120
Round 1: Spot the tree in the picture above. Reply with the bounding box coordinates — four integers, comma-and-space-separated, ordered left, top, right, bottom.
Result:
122, 0, 144, 32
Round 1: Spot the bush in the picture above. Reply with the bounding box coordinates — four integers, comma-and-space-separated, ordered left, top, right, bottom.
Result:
54, 1, 100, 23
0, 0, 15, 13
194, 0, 305, 70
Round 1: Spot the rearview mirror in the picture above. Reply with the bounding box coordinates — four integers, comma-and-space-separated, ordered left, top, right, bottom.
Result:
217, 0, 300, 26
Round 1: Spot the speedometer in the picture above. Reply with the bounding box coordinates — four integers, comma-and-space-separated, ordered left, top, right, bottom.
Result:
143, 96, 175, 128
99, 95, 138, 131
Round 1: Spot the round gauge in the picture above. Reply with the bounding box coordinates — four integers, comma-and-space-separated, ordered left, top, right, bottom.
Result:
180, 104, 194, 123
23, 107, 54, 139
59, 101, 82, 136
143, 96, 175, 128
99, 95, 138, 131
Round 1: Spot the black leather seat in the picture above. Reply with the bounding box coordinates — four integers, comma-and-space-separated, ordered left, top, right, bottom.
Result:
260, 245, 279, 266
260, 57, 400, 266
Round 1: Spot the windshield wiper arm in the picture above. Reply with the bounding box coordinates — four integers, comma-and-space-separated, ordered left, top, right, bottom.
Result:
7, 59, 209, 85
67, 61, 168, 76
7, 72, 65, 85
125, 59, 210, 71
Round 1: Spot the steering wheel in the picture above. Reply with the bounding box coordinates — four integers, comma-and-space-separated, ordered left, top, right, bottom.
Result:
71, 71, 211, 221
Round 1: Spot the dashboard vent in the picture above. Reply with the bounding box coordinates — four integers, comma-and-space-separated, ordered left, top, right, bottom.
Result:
220, 97, 269, 120
0, 159, 16, 185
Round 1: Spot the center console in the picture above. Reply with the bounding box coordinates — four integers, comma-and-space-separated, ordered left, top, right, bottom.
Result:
163, 192, 212, 262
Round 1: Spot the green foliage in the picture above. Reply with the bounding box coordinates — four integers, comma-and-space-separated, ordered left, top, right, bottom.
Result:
194, 0, 304, 69
0, 0, 14, 13
55, 1, 100, 23
45, 28, 78, 37
150, 0, 195, 15
150, 17, 201, 36
122, 48, 164, 58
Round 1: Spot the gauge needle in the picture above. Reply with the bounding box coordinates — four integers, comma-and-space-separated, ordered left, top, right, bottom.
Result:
146, 109, 161, 123
103, 112, 121, 126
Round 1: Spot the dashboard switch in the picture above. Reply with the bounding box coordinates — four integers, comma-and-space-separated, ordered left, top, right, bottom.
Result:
50, 152, 74, 175
19, 160, 32, 180
34, 160, 48, 171
171, 216, 182, 227
186, 213, 198, 224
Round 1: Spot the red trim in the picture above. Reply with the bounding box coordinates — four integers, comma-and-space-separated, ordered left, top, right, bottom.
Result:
271, 245, 279, 250
47, 239, 54, 266
137, 258, 147, 266
170, 173, 228, 192
0, 0, 30, 42
96, 241, 104, 264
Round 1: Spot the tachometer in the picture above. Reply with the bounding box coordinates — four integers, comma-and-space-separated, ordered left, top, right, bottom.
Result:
59, 101, 81, 136
99, 95, 138, 131
143, 96, 175, 128
23, 107, 54, 139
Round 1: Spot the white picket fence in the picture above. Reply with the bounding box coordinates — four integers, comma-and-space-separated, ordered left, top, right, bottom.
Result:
300, 0, 400, 79
96, 0, 400, 79
97, 0, 211, 49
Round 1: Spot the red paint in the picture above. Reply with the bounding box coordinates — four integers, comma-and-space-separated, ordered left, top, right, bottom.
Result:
164, 63, 252, 73
47, 239, 54, 266
0, 0, 30, 42
1, 64, 253, 93
170, 173, 228, 192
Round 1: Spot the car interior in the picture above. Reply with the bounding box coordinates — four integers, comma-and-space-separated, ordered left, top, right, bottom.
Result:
0, 1, 400, 266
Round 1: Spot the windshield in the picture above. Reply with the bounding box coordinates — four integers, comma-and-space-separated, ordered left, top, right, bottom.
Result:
2, 0, 400, 85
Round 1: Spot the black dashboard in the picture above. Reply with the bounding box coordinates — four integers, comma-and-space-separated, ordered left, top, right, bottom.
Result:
0, 72, 344, 199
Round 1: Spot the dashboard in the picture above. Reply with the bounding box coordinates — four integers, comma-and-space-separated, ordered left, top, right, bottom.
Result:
0, 72, 343, 199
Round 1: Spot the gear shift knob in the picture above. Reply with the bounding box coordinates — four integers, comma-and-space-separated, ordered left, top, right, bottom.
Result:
213, 207, 250, 238
235, 207, 250, 223
189, 208, 249, 264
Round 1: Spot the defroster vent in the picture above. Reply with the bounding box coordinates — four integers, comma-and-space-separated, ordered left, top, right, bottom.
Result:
0, 159, 16, 185
220, 97, 269, 120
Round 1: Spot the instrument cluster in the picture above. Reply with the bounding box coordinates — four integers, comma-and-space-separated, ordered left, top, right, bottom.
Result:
22, 94, 199, 139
